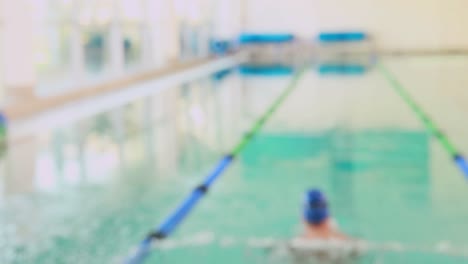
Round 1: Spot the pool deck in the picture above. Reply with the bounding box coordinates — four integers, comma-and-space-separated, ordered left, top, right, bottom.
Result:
4, 53, 246, 141
3, 54, 245, 121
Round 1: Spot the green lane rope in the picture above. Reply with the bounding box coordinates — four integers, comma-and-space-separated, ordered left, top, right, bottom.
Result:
125, 67, 306, 264
378, 63, 468, 179
232, 68, 305, 156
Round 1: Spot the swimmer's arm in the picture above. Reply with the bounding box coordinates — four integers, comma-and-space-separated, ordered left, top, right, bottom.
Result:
330, 219, 354, 240
332, 230, 350, 240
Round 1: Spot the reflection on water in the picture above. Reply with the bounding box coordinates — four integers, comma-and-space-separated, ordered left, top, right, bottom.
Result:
0, 74, 245, 197
1, 59, 468, 263
0, 71, 249, 263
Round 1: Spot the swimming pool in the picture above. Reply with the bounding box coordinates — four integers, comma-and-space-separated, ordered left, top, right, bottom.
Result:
1, 55, 468, 263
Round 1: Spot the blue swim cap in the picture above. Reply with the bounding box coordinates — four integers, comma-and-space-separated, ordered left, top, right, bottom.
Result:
304, 189, 329, 225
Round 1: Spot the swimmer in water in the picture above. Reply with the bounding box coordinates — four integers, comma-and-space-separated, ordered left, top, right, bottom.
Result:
302, 189, 348, 240
274, 189, 359, 263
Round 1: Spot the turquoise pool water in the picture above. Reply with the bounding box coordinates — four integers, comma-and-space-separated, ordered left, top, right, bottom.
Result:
2, 56, 468, 263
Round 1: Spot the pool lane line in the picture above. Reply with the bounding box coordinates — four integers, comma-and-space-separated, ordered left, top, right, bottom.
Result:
378, 63, 468, 178
124, 67, 306, 264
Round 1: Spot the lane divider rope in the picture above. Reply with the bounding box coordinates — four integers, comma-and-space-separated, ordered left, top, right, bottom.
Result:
378, 63, 468, 179
124, 67, 306, 264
